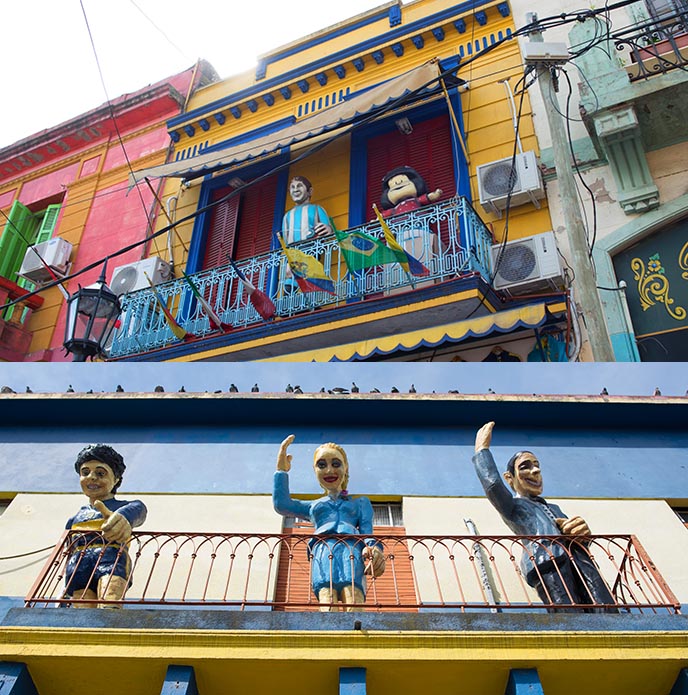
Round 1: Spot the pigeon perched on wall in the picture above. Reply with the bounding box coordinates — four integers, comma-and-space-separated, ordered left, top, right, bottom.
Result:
251, 383, 259, 393
229, 384, 239, 393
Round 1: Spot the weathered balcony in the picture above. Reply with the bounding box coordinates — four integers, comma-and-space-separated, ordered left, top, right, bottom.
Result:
615, 9, 688, 82
0, 275, 43, 360
109, 197, 493, 358
26, 530, 680, 613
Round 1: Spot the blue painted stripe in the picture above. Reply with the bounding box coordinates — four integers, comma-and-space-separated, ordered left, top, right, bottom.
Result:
671, 668, 688, 695
201, 116, 295, 155
0, 663, 38, 695
161, 666, 199, 695
340, 667, 366, 695
505, 669, 544, 695
261, 10, 389, 69
167, 0, 499, 130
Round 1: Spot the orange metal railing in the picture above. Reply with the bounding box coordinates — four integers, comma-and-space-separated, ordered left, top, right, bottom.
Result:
25, 530, 681, 613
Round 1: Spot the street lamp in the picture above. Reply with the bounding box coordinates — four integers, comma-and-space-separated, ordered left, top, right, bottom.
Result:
63, 264, 121, 362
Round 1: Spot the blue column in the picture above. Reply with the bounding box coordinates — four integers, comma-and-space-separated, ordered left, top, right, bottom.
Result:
671, 668, 688, 695
160, 665, 199, 695
505, 668, 545, 695
339, 667, 366, 694
0, 663, 39, 695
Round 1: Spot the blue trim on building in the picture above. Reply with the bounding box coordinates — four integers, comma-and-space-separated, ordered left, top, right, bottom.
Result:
671, 668, 688, 695
340, 667, 366, 695
0, 393, 686, 498
505, 669, 544, 695
0, 663, 38, 695
166, 0, 499, 131
255, 10, 390, 78
161, 666, 199, 695
200, 117, 295, 155
610, 330, 641, 362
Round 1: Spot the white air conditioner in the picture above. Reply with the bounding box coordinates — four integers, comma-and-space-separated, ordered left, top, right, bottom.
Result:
490, 231, 564, 294
477, 150, 545, 217
19, 238, 73, 283
110, 256, 172, 295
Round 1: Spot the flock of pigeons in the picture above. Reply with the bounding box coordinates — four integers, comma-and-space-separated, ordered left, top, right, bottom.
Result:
0, 384, 671, 396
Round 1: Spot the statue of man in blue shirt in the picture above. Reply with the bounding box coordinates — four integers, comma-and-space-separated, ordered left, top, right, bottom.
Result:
473, 421, 617, 612
65, 444, 147, 608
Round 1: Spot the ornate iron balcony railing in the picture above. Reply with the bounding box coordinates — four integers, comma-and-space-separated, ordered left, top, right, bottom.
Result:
26, 530, 680, 613
109, 197, 493, 357
614, 8, 688, 81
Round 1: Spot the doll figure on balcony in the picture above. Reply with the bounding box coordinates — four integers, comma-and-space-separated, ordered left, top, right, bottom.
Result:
64, 444, 147, 608
380, 166, 442, 219
472, 422, 617, 613
379, 166, 443, 268
273, 435, 385, 611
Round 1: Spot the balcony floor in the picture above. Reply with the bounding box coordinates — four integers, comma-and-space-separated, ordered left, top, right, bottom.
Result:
114, 275, 564, 362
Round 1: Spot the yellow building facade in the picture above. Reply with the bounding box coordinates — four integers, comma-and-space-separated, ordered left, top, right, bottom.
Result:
115, 0, 567, 363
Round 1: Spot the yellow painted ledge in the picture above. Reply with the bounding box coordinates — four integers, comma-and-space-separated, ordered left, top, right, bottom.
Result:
1, 626, 686, 660
263, 301, 567, 362
170, 287, 492, 362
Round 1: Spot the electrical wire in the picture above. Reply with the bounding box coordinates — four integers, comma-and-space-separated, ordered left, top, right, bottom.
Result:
561, 67, 598, 256
0, 545, 54, 561
79, 1, 157, 247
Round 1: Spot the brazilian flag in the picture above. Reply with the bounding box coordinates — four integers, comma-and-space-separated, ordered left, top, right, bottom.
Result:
334, 229, 402, 272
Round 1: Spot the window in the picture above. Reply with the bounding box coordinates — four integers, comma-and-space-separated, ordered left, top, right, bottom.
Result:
673, 507, 688, 527
0, 201, 61, 320
199, 173, 280, 273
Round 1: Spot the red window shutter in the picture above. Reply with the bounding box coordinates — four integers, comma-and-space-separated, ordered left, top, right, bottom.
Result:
232, 175, 279, 261
365, 113, 455, 220
202, 190, 240, 270
273, 524, 417, 612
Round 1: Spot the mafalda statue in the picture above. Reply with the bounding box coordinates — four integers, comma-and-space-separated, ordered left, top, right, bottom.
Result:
380, 165, 442, 218
65, 444, 147, 608
273, 435, 385, 611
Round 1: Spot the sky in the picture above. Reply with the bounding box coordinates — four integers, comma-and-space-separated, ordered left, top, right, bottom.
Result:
2, 0, 390, 148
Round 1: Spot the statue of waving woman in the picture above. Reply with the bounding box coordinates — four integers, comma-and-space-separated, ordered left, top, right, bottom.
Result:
273, 434, 385, 611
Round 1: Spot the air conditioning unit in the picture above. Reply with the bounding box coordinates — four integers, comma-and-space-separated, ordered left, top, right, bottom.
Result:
477, 150, 545, 217
18, 238, 73, 283
110, 256, 172, 295
490, 231, 564, 294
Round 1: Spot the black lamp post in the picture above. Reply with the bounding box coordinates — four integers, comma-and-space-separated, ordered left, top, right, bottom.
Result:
63, 264, 121, 362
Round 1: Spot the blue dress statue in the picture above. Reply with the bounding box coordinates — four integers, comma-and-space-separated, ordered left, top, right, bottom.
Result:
273, 435, 385, 611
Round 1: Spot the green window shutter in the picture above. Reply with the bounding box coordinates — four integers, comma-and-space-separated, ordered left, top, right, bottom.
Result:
0, 200, 39, 281
34, 204, 61, 244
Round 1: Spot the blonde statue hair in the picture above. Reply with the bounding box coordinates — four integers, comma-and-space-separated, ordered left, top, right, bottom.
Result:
313, 442, 350, 493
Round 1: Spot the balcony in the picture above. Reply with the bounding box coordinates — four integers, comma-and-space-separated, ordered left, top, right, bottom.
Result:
109, 197, 494, 359
0, 275, 43, 360
26, 529, 679, 613
571, 10, 688, 213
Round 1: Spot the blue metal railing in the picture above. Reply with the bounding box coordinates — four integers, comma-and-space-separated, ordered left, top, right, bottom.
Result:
109, 197, 493, 357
